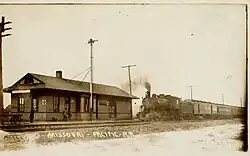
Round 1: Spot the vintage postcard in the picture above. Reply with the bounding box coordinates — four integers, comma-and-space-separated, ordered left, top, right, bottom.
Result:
0, 0, 248, 155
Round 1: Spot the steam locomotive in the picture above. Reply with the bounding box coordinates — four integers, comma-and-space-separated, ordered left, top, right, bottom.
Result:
138, 90, 244, 121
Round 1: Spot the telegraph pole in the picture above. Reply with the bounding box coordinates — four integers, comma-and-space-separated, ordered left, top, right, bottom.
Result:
0, 16, 12, 125
121, 65, 136, 95
240, 97, 243, 107
88, 38, 98, 121
188, 85, 194, 100
222, 93, 224, 104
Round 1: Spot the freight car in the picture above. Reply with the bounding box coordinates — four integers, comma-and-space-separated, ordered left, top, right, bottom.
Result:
138, 91, 244, 121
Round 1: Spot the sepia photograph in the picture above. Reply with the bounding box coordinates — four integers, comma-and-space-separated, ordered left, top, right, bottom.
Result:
0, 0, 248, 155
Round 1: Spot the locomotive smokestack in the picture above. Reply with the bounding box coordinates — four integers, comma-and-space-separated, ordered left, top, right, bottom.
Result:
146, 91, 150, 98
145, 82, 151, 97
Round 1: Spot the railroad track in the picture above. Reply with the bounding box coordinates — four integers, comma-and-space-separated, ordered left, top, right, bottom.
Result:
0, 120, 151, 132
0, 118, 239, 132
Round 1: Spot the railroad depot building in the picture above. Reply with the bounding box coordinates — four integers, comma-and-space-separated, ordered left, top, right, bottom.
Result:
3, 71, 139, 121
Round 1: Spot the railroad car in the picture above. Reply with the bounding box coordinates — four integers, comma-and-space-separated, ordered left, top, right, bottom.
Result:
217, 104, 232, 118
211, 104, 218, 115
180, 100, 194, 119
193, 101, 212, 118
210, 103, 218, 119
138, 90, 244, 121
231, 106, 238, 117
230, 106, 243, 118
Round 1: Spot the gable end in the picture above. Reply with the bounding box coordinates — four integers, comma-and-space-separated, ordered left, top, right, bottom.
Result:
12, 73, 45, 87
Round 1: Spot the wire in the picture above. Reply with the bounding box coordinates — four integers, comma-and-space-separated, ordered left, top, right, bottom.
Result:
68, 67, 90, 81
82, 69, 91, 82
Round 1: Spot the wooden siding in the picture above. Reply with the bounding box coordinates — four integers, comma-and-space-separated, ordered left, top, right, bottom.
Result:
116, 101, 131, 114
97, 99, 109, 113
11, 93, 32, 113
9, 89, 132, 121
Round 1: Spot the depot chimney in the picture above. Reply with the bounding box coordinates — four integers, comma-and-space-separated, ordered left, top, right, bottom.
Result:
56, 71, 62, 78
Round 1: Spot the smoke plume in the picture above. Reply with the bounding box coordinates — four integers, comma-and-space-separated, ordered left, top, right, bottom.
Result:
139, 77, 151, 92
120, 76, 151, 93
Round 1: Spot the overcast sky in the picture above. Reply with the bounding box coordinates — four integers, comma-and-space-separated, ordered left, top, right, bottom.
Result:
0, 4, 246, 110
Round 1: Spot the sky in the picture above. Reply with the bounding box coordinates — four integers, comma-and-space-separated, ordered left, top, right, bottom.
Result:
0, 4, 247, 111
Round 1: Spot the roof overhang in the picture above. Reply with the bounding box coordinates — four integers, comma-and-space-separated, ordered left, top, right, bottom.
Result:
3, 88, 32, 94
131, 95, 140, 99
3, 87, 12, 93
12, 90, 31, 94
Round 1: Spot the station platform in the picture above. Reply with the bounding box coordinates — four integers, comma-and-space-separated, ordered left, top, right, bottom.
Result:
0, 119, 146, 132
4, 119, 141, 126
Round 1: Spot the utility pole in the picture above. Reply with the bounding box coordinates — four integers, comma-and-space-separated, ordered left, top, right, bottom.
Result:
188, 85, 194, 100
0, 16, 12, 125
245, 5, 248, 110
222, 93, 224, 105
240, 97, 243, 107
122, 64, 136, 120
121, 64, 136, 95
88, 38, 98, 121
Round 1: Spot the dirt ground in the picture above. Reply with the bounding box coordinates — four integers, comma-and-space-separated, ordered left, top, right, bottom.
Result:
0, 119, 243, 151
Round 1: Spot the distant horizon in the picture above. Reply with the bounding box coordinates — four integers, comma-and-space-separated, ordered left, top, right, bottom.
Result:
3, 69, 245, 108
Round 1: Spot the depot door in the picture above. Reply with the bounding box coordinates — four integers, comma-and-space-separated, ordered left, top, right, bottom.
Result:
65, 97, 71, 114
109, 100, 116, 119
